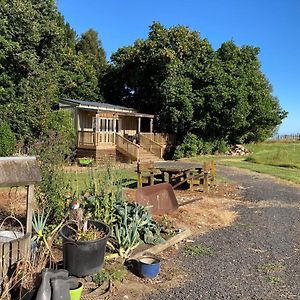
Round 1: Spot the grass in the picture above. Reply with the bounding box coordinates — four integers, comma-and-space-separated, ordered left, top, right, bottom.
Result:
62, 166, 137, 192
188, 142, 300, 185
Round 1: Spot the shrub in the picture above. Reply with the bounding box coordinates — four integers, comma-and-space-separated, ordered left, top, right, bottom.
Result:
212, 139, 230, 154
174, 133, 201, 158
0, 121, 16, 156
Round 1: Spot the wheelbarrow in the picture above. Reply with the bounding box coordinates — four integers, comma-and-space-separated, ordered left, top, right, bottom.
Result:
135, 183, 179, 215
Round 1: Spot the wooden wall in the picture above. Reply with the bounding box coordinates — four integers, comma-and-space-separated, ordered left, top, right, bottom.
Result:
120, 116, 137, 136
78, 110, 95, 131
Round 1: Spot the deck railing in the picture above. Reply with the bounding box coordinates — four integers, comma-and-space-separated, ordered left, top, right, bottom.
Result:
139, 134, 163, 158
139, 133, 175, 145
115, 133, 140, 161
77, 131, 115, 147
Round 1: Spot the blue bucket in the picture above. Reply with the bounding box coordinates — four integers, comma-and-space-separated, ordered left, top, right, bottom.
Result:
138, 256, 160, 278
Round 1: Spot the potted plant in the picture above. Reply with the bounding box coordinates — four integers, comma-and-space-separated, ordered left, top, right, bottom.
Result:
60, 219, 110, 277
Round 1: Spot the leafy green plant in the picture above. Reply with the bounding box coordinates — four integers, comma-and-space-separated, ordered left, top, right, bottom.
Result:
111, 195, 163, 258
81, 168, 121, 226
32, 210, 50, 243
0, 121, 16, 156
93, 264, 127, 285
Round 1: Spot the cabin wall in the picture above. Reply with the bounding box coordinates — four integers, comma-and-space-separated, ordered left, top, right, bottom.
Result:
78, 110, 95, 131
120, 116, 137, 136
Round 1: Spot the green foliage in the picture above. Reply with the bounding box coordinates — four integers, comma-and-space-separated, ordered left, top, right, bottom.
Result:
174, 133, 200, 158
93, 264, 127, 285
0, 0, 107, 148
78, 168, 163, 258
0, 121, 16, 156
103, 22, 287, 145
81, 167, 121, 226
32, 210, 49, 242
174, 133, 229, 158
112, 196, 164, 257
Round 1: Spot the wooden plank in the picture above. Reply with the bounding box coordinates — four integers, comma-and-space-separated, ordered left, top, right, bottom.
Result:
2, 242, 10, 276
11, 240, 18, 264
0, 244, 3, 277
0, 157, 40, 187
26, 185, 34, 235
130, 227, 192, 259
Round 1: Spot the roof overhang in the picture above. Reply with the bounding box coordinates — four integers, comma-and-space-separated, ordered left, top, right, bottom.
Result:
59, 98, 154, 118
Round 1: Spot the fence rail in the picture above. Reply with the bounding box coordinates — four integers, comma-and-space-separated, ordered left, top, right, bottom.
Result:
139, 133, 175, 145
77, 131, 115, 147
115, 134, 140, 161
139, 134, 163, 158
270, 134, 300, 141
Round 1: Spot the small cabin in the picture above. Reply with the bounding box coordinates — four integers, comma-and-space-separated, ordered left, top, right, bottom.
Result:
59, 99, 174, 162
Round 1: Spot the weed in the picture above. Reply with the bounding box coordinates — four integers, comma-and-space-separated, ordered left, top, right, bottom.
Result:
184, 245, 213, 256
267, 276, 281, 284
258, 262, 283, 273
235, 222, 254, 229
93, 264, 127, 285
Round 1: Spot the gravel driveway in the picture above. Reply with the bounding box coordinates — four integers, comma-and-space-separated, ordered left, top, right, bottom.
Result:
148, 165, 300, 300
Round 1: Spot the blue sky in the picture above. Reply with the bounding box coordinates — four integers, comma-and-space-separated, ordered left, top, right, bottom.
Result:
57, 0, 300, 134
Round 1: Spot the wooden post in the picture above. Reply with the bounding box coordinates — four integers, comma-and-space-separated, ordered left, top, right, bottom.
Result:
149, 171, 155, 186
203, 172, 208, 192
26, 185, 34, 234
150, 118, 153, 133
138, 117, 141, 134
211, 160, 215, 182
189, 171, 194, 190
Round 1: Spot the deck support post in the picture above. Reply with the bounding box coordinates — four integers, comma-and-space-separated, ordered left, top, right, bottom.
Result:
138, 117, 141, 134
150, 118, 153, 133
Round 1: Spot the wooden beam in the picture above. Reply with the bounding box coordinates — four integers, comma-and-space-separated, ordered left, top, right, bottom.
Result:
26, 185, 34, 234
0, 157, 40, 187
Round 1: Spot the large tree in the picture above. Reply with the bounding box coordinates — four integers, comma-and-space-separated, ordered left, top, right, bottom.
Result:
0, 0, 66, 143
0, 0, 107, 146
103, 22, 287, 144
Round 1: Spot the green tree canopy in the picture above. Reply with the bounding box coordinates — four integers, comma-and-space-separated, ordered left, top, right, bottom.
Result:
0, 0, 107, 147
103, 22, 287, 144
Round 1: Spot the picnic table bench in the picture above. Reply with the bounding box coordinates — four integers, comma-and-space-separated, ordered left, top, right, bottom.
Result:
136, 160, 215, 191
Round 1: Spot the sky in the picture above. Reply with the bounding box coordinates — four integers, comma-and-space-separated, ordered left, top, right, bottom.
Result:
57, 0, 300, 135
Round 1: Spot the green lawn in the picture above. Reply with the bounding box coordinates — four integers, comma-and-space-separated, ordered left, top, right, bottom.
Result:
188, 142, 300, 185
62, 166, 137, 192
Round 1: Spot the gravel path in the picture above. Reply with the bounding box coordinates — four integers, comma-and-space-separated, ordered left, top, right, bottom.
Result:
148, 165, 300, 300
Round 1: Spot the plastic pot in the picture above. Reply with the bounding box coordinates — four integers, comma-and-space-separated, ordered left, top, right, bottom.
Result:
60, 220, 110, 277
69, 282, 83, 300
138, 255, 160, 278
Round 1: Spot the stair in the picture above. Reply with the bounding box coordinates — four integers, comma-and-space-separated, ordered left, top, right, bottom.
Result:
138, 147, 162, 163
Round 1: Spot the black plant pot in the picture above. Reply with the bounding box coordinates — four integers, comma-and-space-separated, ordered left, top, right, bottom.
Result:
60, 220, 110, 277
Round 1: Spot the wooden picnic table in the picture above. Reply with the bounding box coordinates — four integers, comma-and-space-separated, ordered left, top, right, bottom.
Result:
136, 160, 214, 190
153, 161, 203, 187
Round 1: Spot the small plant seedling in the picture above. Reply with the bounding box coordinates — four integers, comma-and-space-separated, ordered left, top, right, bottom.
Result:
184, 245, 213, 256
267, 276, 281, 284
